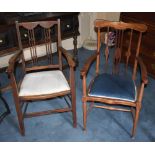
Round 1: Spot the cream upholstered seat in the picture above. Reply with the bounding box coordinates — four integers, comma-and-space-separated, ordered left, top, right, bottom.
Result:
19, 70, 70, 97
8, 19, 77, 136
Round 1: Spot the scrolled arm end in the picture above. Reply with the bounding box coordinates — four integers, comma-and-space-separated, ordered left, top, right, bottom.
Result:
137, 56, 148, 85
80, 53, 97, 77
58, 46, 76, 68
7, 50, 23, 74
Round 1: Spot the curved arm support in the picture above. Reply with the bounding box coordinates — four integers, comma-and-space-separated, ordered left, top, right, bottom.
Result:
137, 56, 148, 85
136, 56, 148, 104
58, 46, 76, 68
7, 50, 23, 74
80, 53, 97, 77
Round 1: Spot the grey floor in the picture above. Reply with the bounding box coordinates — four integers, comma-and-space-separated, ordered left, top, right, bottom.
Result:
0, 47, 155, 141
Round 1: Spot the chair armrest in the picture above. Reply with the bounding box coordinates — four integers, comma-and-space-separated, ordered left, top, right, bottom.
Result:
80, 53, 97, 76
7, 50, 24, 95
7, 50, 23, 74
58, 46, 76, 68
137, 56, 148, 84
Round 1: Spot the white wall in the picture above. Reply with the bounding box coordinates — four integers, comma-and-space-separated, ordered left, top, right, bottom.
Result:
63, 12, 121, 47
84, 12, 120, 40
78, 12, 90, 47
96, 12, 120, 21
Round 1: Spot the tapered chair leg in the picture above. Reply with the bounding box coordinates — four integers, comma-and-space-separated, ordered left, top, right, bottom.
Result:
70, 66, 77, 128
18, 117, 25, 136
83, 102, 87, 130
71, 94, 77, 128
131, 108, 140, 138
14, 102, 25, 136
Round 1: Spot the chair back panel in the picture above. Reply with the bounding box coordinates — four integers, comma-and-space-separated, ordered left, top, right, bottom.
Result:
95, 20, 147, 77
15, 20, 62, 68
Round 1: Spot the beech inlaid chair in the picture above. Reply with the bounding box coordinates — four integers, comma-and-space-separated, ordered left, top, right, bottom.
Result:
8, 19, 77, 136
81, 20, 148, 137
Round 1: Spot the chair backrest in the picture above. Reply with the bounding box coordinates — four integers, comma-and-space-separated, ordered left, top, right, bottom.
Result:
15, 19, 62, 71
94, 20, 147, 80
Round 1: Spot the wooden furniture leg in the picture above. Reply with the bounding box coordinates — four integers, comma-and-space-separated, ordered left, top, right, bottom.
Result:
83, 102, 87, 130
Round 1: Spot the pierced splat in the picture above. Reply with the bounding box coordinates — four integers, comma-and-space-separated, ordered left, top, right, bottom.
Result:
17, 22, 38, 65
113, 29, 124, 74
27, 29, 37, 64
44, 28, 53, 64
16, 21, 58, 66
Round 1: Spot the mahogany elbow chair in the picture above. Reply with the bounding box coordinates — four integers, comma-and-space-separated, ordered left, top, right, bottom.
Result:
81, 20, 148, 137
8, 19, 77, 136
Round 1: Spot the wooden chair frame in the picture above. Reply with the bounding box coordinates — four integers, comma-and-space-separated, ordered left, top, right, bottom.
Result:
8, 19, 77, 136
81, 20, 148, 137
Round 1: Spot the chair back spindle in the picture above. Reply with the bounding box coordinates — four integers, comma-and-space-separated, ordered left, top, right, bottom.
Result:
113, 29, 122, 74
96, 28, 101, 75
125, 29, 133, 73
27, 29, 37, 64
132, 32, 143, 80
95, 20, 147, 79
44, 28, 53, 64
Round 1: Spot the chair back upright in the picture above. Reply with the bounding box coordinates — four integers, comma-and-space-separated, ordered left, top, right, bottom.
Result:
95, 20, 147, 80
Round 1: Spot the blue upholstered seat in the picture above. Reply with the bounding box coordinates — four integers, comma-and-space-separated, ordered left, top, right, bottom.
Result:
88, 73, 137, 102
